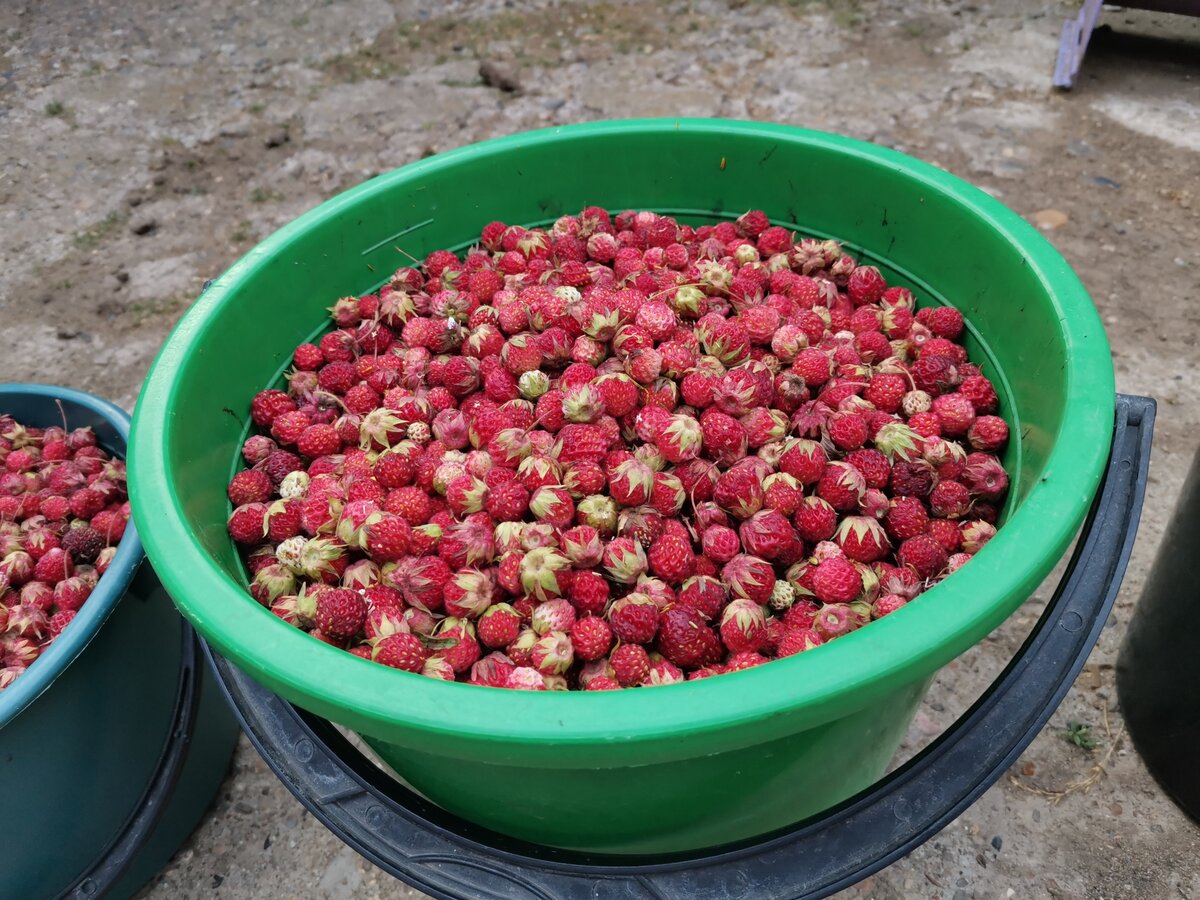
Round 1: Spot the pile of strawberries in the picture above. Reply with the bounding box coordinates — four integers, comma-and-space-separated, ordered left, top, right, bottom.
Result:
227, 207, 1008, 691
0, 414, 129, 689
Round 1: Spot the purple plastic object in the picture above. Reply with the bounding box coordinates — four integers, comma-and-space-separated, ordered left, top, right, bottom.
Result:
1054, 0, 1200, 89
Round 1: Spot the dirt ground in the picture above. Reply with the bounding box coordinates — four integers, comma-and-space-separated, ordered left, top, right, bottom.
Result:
3, 0, 1199, 897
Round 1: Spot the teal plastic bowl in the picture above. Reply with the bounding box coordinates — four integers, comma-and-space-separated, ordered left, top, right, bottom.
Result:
0, 384, 239, 899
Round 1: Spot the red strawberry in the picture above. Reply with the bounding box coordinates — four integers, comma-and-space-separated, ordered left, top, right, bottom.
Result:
478, 603, 522, 648
699, 409, 748, 466
777, 626, 824, 657
811, 557, 863, 604
365, 514, 411, 563
817, 461, 866, 511
968, 415, 1009, 451
372, 633, 428, 672
958, 375, 998, 414
719, 598, 768, 653
607, 594, 659, 644
647, 533, 696, 584
609, 643, 651, 686
570, 616, 613, 661
656, 605, 713, 668
827, 412, 868, 451
834, 516, 891, 563
926, 306, 964, 339
566, 569, 610, 615
313, 588, 367, 639
738, 510, 794, 560
713, 463, 765, 520
896, 534, 948, 579
721, 554, 776, 605
884, 495, 930, 540
227, 469, 273, 506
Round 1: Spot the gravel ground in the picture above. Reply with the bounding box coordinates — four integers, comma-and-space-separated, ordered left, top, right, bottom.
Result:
2, 1, 1199, 897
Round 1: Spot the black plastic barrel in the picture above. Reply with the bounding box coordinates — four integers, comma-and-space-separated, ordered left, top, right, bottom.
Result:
1118, 441, 1200, 823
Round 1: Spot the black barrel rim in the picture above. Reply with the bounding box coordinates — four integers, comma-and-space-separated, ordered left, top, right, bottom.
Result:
207, 394, 1155, 900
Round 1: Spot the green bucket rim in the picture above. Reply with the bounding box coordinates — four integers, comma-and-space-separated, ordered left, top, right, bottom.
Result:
129, 118, 1114, 750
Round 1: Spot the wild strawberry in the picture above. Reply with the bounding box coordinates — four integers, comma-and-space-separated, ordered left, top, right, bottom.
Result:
958, 375, 998, 414
565, 570, 609, 617
372, 632, 428, 672
519, 547, 571, 601
735, 509, 791, 561
931, 393, 976, 438
69, 487, 106, 520
607, 643, 649, 686
311, 588, 366, 639
48, 608, 77, 638
928, 518, 963, 554
960, 520, 996, 554
713, 463, 765, 521
834, 516, 891, 563
896, 534, 948, 579
530, 630, 574, 675
251, 389, 296, 428
673, 575, 725, 622
929, 480, 972, 519
654, 605, 711, 668
553, 423, 610, 465
570, 616, 613, 661
227, 469, 273, 506
790, 496, 835, 544
962, 453, 1009, 500
847, 265, 887, 305
698, 409, 748, 466
700, 525, 740, 565
647, 533, 695, 584
863, 373, 907, 413
816, 461, 866, 511
721, 554, 776, 605
363, 514, 410, 563
926, 305, 964, 339
811, 557, 862, 604
719, 598, 768, 653
776, 626, 824, 657
607, 458, 654, 507
884, 495, 930, 541
607, 593, 659, 644
890, 459, 935, 498
909, 354, 958, 396
813, 604, 856, 640
827, 412, 868, 451
531, 598, 577, 636
968, 415, 1009, 452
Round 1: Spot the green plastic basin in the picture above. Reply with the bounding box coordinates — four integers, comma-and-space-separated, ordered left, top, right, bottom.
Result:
129, 119, 1114, 855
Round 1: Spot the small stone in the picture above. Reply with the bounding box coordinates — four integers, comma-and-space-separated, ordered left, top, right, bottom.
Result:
234, 801, 254, 814
1066, 139, 1098, 158
479, 61, 520, 92
130, 216, 158, 235
991, 835, 1003, 851
265, 129, 289, 148
1022, 761, 1036, 776
542, 98, 566, 110
1093, 175, 1120, 189
1033, 208, 1068, 230
1110, 803, 1123, 816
